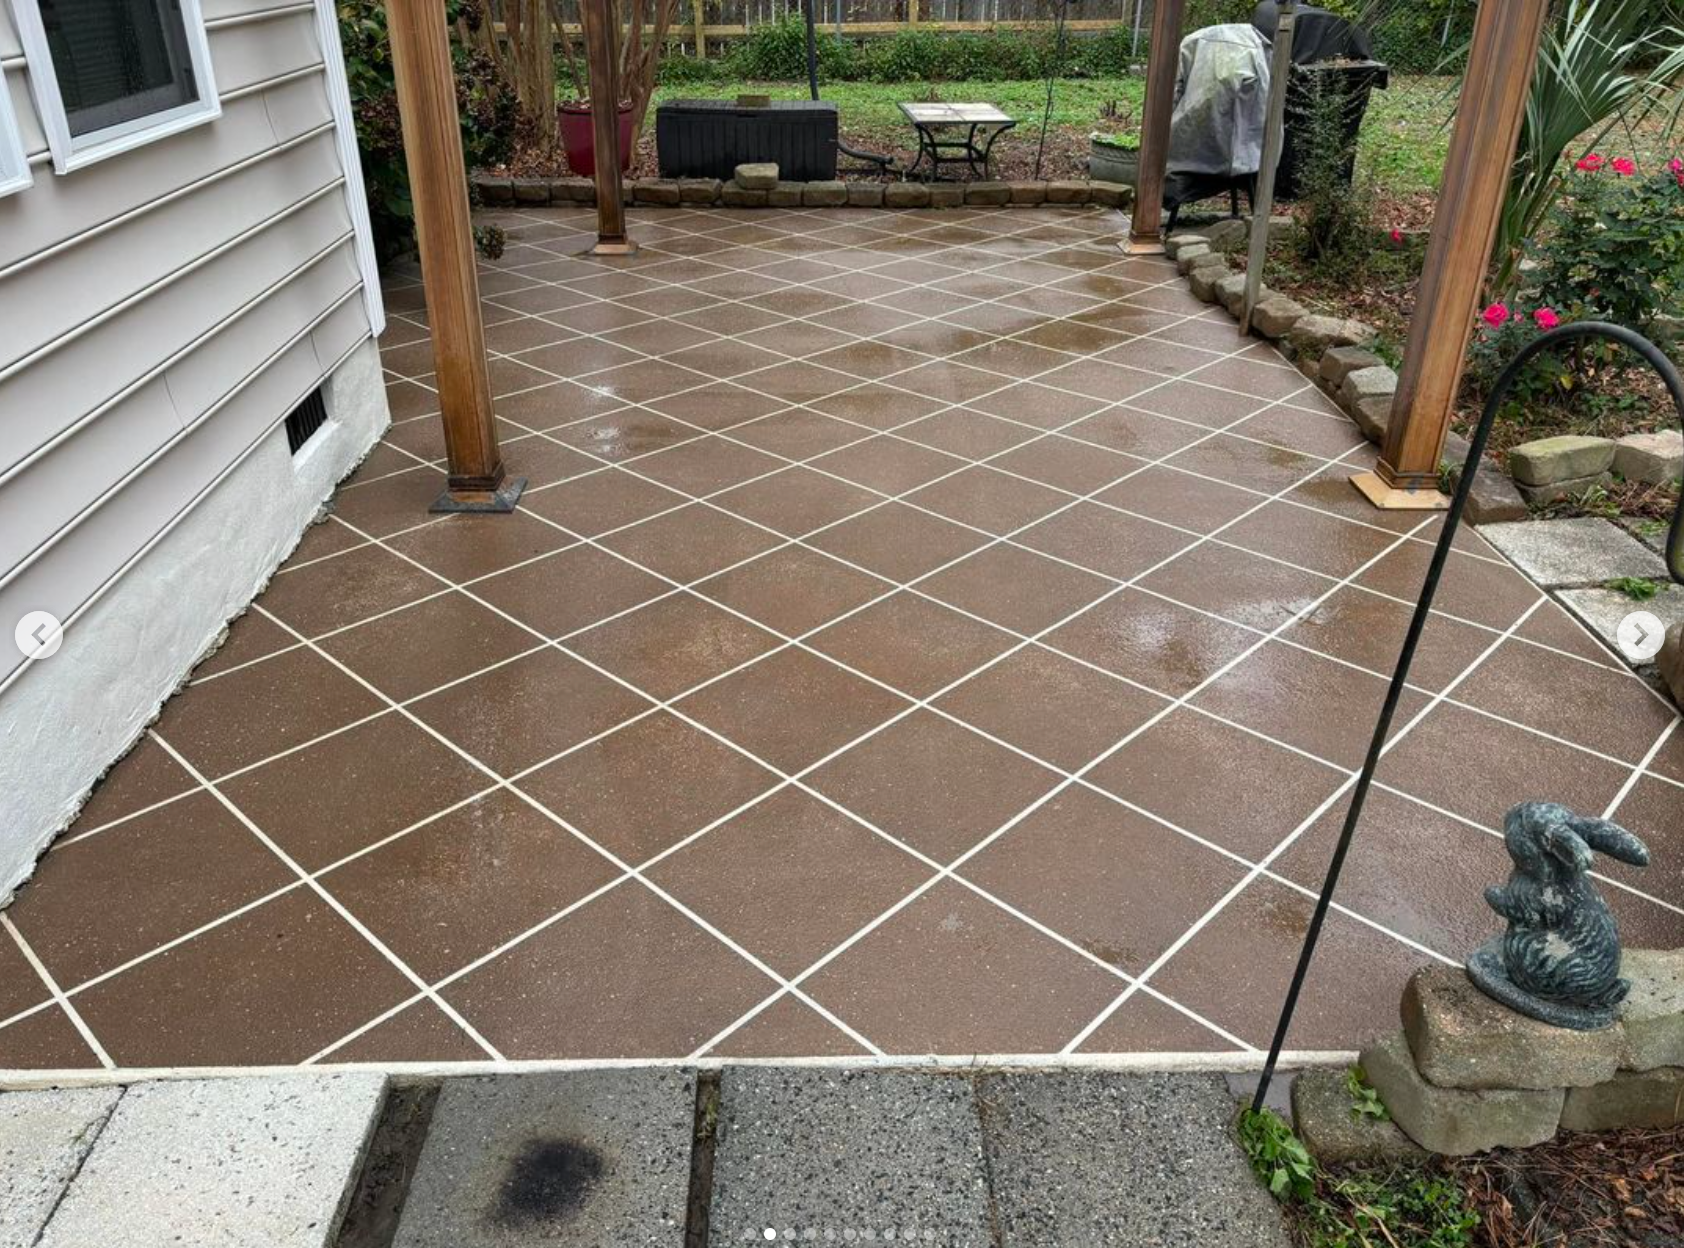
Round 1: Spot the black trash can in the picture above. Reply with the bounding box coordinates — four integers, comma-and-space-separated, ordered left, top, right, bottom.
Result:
1276, 59, 1390, 202
656, 99, 839, 182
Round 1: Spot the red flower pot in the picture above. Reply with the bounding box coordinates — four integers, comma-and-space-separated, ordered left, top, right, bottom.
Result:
559, 102, 634, 177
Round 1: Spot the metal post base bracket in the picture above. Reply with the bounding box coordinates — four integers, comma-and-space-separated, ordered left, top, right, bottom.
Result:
1350, 470, 1450, 511
589, 239, 639, 257
1121, 235, 1166, 256
430, 476, 528, 514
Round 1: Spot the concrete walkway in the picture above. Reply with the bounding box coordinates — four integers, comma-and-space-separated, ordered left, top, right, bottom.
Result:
0, 1067, 1289, 1247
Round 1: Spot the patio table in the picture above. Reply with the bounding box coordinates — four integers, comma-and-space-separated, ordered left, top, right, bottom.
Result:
898, 102, 1017, 182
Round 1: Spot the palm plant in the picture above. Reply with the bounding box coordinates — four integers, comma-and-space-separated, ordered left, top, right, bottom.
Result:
1491, 0, 1684, 295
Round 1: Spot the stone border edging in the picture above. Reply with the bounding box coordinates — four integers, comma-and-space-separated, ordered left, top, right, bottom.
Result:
472, 171, 1136, 211
1166, 228, 1533, 525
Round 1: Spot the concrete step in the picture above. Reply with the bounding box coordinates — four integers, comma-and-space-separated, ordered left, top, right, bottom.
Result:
30, 1074, 386, 1248
392, 1070, 695, 1247
1, 1085, 121, 1247
977, 1071, 1291, 1247
710, 1068, 993, 1245
2, 1069, 1293, 1246
710, 1069, 1290, 1248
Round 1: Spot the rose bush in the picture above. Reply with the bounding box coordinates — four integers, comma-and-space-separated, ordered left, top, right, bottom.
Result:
1526, 153, 1684, 339
1466, 302, 1574, 405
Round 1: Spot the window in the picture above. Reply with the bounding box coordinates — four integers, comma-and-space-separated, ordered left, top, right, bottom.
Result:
0, 66, 30, 195
10, 0, 218, 173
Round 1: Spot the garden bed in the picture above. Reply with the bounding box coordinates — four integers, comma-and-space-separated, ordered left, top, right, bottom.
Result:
1247, 1094, 1683, 1248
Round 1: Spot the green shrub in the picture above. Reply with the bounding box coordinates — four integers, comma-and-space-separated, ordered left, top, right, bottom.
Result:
712, 22, 1135, 87
657, 53, 726, 86
1076, 25, 1139, 77
1292, 71, 1379, 281
1529, 155, 1684, 337
728, 14, 858, 81
339, 0, 515, 262
1464, 302, 1573, 406
860, 27, 945, 81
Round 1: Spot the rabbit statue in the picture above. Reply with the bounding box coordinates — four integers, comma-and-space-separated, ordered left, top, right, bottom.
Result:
1466, 801, 1650, 1029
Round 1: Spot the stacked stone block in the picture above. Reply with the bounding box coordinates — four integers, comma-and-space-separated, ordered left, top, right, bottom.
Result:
1356, 961, 1684, 1156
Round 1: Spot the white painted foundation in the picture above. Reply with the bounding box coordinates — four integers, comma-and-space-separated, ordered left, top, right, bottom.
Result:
0, 338, 390, 903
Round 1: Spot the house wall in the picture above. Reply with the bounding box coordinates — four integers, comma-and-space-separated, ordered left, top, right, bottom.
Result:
0, 0, 391, 899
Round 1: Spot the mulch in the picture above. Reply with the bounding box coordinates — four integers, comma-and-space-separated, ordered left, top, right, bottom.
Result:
1454, 1126, 1684, 1248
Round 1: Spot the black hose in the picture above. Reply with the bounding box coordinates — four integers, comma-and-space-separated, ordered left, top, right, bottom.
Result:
801, 0, 896, 173
803, 0, 820, 102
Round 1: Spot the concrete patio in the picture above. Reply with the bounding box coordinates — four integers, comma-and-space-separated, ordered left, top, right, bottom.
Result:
1, 204, 1678, 1072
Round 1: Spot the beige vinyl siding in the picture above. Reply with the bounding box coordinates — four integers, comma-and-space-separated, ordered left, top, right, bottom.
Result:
0, 0, 378, 688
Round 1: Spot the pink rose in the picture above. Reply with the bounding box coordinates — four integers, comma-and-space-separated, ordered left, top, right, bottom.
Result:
1612, 157, 1636, 176
1390, 227, 1404, 244
1669, 157, 1682, 174
1481, 303, 1510, 329
1533, 308, 1560, 330
1577, 153, 1605, 171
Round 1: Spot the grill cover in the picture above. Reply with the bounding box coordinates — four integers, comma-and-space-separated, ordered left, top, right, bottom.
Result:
1167, 24, 1271, 178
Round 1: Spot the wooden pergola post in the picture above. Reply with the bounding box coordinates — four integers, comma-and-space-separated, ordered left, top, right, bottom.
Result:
1126, 0, 1185, 254
387, 0, 522, 513
581, 0, 635, 255
1353, 0, 1551, 509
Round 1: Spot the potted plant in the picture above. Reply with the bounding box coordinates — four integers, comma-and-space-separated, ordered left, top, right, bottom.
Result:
1090, 130, 1140, 186
556, 0, 675, 176
559, 100, 636, 177
457, 0, 674, 177
1089, 98, 1138, 185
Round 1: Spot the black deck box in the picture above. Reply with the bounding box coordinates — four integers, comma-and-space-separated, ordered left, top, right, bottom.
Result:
656, 99, 839, 182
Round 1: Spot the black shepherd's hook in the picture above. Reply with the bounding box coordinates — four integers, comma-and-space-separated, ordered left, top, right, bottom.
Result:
1251, 320, 1684, 1114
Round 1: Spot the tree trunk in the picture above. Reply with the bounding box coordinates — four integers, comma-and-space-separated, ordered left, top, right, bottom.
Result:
550, 0, 586, 98
509, 0, 557, 149
620, 0, 677, 138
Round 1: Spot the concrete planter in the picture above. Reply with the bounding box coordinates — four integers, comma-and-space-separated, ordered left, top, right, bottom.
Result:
1088, 140, 1139, 187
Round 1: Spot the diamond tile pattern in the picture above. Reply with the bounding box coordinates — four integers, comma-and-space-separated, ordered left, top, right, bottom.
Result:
6, 204, 1678, 1069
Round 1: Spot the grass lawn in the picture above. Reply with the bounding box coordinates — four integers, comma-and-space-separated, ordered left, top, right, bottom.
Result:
648, 73, 1455, 195
653, 75, 1147, 142
1356, 76, 1455, 204
648, 76, 1148, 181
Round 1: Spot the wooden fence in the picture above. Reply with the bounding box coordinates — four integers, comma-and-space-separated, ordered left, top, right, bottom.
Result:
520, 0, 1153, 57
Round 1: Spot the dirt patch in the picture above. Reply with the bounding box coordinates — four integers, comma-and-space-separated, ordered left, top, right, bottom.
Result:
334, 1081, 442, 1248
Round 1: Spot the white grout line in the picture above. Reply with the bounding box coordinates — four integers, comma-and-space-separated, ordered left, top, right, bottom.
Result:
144, 733, 509, 1062
1, 917, 114, 1070
1602, 716, 1680, 820
1062, 593, 1550, 1054
222, 595, 888, 1062
266, 275, 1330, 1061
9, 206, 1679, 1067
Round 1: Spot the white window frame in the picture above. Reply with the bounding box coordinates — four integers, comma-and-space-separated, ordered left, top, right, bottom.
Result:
0, 64, 31, 195
8, 0, 220, 174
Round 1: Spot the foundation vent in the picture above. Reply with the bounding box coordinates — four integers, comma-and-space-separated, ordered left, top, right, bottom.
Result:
285, 388, 328, 455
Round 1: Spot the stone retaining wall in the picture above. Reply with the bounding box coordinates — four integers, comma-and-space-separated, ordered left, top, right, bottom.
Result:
472, 172, 1135, 211
1320, 960, 1684, 1157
